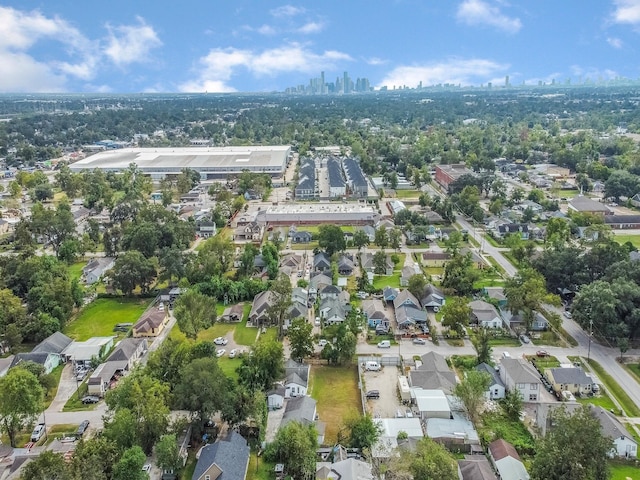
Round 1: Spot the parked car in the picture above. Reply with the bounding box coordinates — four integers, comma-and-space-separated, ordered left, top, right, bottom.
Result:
81, 395, 100, 404
377, 340, 391, 348
318, 339, 328, 347
356, 291, 368, 299
365, 390, 380, 399
30, 423, 45, 442
520, 334, 530, 344
216, 349, 226, 357
536, 350, 549, 357
229, 349, 239, 358
412, 338, 426, 345
76, 420, 89, 438
563, 311, 572, 319
213, 337, 228, 345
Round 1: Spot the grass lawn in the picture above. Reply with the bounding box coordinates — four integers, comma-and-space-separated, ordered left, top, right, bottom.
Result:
625, 363, 640, 383
246, 453, 275, 480
64, 297, 152, 341
487, 337, 521, 347
394, 190, 421, 199
170, 321, 235, 343
536, 331, 567, 347
585, 358, 640, 417
485, 256, 506, 276
478, 411, 535, 456
233, 306, 258, 346
484, 235, 503, 248
614, 234, 640, 248
473, 278, 506, 289
291, 242, 320, 251
62, 380, 98, 412
44, 365, 64, 408
310, 365, 361, 445
217, 357, 243, 381
610, 460, 640, 480
1, 431, 32, 448
180, 452, 197, 480
372, 272, 401, 290
68, 261, 86, 283
44, 424, 77, 445
577, 391, 618, 412
529, 356, 561, 370
557, 189, 579, 198
295, 225, 356, 235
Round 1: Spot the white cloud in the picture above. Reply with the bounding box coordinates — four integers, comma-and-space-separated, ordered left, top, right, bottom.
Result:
366, 57, 387, 66
570, 65, 618, 81
297, 21, 325, 34
378, 58, 509, 89
104, 16, 162, 67
257, 24, 277, 35
456, 0, 522, 33
607, 36, 624, 48
0, 50, 67, 92
611, 0, 640, 24
522, 72, 563, 86
270, 5, 306, 17
179, 43, 352, 92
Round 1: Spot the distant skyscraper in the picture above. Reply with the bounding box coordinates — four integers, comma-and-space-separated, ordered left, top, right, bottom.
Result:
343, 71, 349, 94
321, 71, 325, 94
505, 75, 510, 87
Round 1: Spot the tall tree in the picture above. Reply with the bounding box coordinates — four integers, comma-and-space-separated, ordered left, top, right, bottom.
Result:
288, 318, 314, 362
21, 450, 71, 480
472, 327, 493, 365
374, 225, 388, 248
453, 370, 491, 424
238, 339, 284, 392
317, 224, 346, 255
389, 437, 458, 480
530, 405, 612, 480
441, 252, 480, 296
440, 296, 471, 336
113, 446, 148, 480
266, 273, 293, 340
0, 368, 43, 447
155, 434, 182, 475
111, 251, 156, 295
342, 414, 382, 450
505, 268, 558, 333
407, 274, 427, 300
174, 288, 217, 340
352, 229, 370, 250
265, 421, 317, 480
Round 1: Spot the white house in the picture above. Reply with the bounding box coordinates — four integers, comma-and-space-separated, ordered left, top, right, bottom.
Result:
592, 405, 638, 458
82, 257, 115, 284
476, 363, 506, 400
469, 300, 503, 329
499, 358, 541, 402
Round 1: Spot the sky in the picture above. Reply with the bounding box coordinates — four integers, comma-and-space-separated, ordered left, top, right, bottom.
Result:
0, 0, 640, 93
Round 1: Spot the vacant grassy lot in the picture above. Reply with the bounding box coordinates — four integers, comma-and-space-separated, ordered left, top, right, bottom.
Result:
217, 356, 243, 381
585, 358, 640, 417
372, 273, 401, 290
614, 234, 640, 248
170, 321, 235, 343
394, 190, 421, 199
610, 460, 640, 480
65, 298, 152, 341
310, 365, 361, 445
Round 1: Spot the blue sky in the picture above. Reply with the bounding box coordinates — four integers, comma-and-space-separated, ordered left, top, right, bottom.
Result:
1, 0, 640, 93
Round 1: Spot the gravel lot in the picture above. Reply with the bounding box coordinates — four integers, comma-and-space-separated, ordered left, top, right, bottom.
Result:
361, 364, 403, 418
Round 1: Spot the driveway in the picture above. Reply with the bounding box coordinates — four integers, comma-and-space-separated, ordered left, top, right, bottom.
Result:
362, 364, 403, 418
48, 363, 81, 413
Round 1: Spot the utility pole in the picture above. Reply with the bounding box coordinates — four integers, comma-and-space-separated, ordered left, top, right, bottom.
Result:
587, 319, 593, 362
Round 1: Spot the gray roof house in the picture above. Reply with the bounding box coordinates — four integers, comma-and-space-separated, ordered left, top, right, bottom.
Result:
400, 266, 420, 287
409, 352, 457, 394
82, 257, 115, 284
499, 358, 542, 402
458, 456, 498, 480
591, 405, 638, 458
249, 291, 273, 326
469, 300, 502, 329
31, 332, 73, 355
476, 363, 505, 400
314, 252, 332, 272
488, 439, 529, 480
282, 396, 317, 427
337, 254, 355, 276
568, 196, 612, 215
393, 289, 421, 311
396, 305, 427, 329
419, 285, 445, 311
545, 367, 594, 396
319, 297, 348, 325
500, 309, 548, 332
192, 431, 250, 480
361, 252, 394, 275
292, 231, 313, 243
10, 353, 62, 375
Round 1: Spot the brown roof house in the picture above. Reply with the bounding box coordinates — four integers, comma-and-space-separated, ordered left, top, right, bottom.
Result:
488, 439, 529, 480
132, 308, 168, 338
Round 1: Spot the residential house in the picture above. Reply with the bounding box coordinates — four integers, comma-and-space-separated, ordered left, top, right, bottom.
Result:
483, 287, 507, 308
517, 200, 543, 214
497, 224, 529, 240
10, 353, 61, 375
309, 273, 333, 299
469, 300, 503, 329
426, 412, 480, 452
501, 309, 548, 332
220, 304, 244, 323
283, 359, 310, 398
62, 337, 115, 366
460, 247, 485, 269
314, 252, 332, 272
476, 363, 506, 400
412, 388, 451, 420
317, 458, 373, 480
568, 196, 612, 216
292, 231, 313, 243
372, 417, 423, 459
383, 287, 398, 303
133, 308, 168, 338
545, 367, 594, 395
337, 254, 355, 276
106, 338, 148, 370
249, 291, 273, 326
395, 304, 427, 329
409, 352, 457, 394
280, 253, 303, 270
361, 252, 394, 275
393, 289, 421, 311
319, 297, 348, 325
235, 221, 263, 241
72, 206, 91, 225
458, 456, 498, 480
192, 431, 250, 480
196, 220, 216, 238
591, 405, 638, 458
88, 338, 148, 397
499, 358, 542, 402
319, 284, 341, 300
400, 265, 420, 287
267, 386, 285, 410
422, 252, 450, 268
361, 299, 389, 329
419, 285, 445, 312
281, 395, 324, 443
488, 439, 529, 480
358, 225, 376, 242
31, 332, 73, 356
82, 257, 115, 284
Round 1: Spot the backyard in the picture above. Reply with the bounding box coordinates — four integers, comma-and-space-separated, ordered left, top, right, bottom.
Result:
614, 234, 640, 248
310, 365, 361, 445
64, 297, 153, 341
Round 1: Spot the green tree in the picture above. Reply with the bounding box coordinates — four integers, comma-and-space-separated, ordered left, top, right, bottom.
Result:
266, 273, 293, 339
407, 274, 427, 300
500, 389, 523, 421
158, 247, 186, 286
530, 405, 611, 480
353, 229, 370, 250
373, 250, 388, 275
472, 327, 492, 365
176, 168, 200, 194
400, 437, 458, 480
103, 408, 138, 451
173, 288, 217, 340
389, 227, 402, 250
374, 225, 388, 248
453, 370, 491, 424
343, 414, 382, 449
440, 296, 471, 336
317, 224, 346, 255
155, 434, 182, 475
238, 340, 284, 392
0, 368, 43, 447
32, 183, 54, 202
113, 446, 147, 480
505, 269, 559, 333
70, 437, 119, 480
111, 251, 156, 295
442, 252, 480, 296
0, 288, 26, 331
265, 421, 317, 480
288, 318, 314, 362
21, 450, 71, 480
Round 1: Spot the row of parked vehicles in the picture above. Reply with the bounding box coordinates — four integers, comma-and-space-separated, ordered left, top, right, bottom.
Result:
30, 420, 90, 443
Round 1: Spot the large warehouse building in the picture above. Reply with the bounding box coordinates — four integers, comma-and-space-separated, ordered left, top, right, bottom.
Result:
257, 203, 378, 226
69, 146, 292, 180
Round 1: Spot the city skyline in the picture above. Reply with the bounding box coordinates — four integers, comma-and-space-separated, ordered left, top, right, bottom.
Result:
1, 1, 640, 93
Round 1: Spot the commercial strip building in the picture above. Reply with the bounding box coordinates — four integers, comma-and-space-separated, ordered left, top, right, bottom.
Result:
257, 203, 378, 226
69, 146, 292, 180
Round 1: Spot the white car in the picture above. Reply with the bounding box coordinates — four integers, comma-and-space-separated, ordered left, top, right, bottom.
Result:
563, 311, 572, 319
318, 339, 328, 347
216, 349, 226, 357
229, 349, 239, 358
214, 337, 228, 345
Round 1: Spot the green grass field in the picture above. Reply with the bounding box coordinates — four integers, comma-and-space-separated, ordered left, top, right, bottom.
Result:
394, 190, 421, 199
68, 261, 86, 283
610, 460, 640, 480
372, 273, 401, 290
585, 358, 640, 417
577, 392, 618, 412
65, 298, 152, 341
246, 453, 274, 480
614, 234, 640, 248
310, 365, 361, 445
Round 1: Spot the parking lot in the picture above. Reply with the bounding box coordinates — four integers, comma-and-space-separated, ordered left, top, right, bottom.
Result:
361, 362, 403, 418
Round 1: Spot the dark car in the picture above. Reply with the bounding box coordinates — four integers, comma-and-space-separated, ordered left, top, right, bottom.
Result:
365, 390, 380, 399
81, 395, 100, 404
76, 420, 90, 437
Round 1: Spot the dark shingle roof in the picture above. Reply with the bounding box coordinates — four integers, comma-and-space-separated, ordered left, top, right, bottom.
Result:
343, 158, 367, 187
32, 332, 73, 354
327, 158, 346, 188
192, 431, 250, 480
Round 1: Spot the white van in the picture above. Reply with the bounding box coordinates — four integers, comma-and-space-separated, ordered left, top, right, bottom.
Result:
502, 351, 511, 359
377, 340, 391, 349
365, 361, 381, 371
